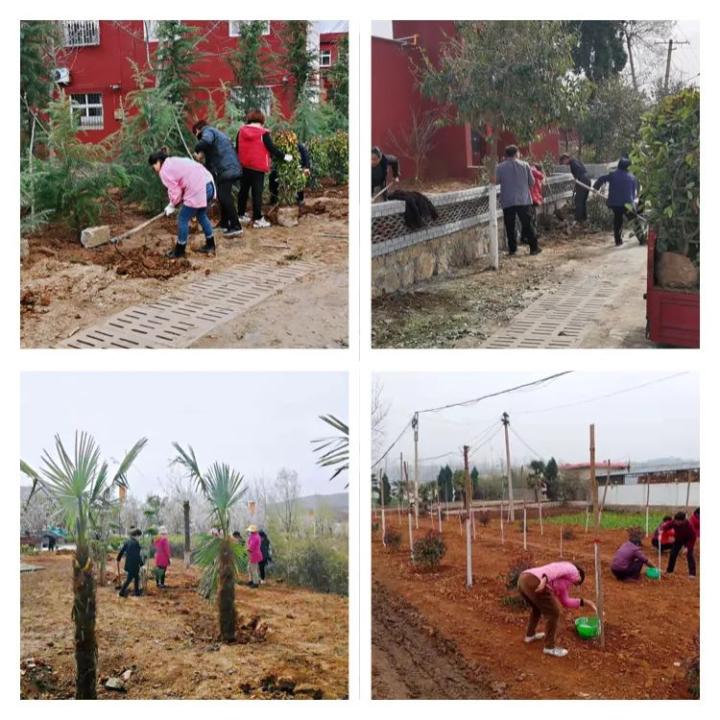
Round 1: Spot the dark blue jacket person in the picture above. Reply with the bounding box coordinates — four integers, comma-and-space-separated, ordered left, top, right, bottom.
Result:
594, 158, 640, 246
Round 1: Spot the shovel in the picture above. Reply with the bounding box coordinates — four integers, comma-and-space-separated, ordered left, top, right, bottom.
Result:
573, 178, 649, 225
372, 178, 399, 203
109, 211, 167, 245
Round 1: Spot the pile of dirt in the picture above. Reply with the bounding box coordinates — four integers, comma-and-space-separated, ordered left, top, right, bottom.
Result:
113, 247, 191, 280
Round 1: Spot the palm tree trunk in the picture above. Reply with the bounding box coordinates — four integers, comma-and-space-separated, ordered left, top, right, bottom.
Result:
73, 542, 97, 699
217, 538, 236, 642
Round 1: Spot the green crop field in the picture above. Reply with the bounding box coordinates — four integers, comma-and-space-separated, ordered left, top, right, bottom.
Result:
544, 510, 667, 530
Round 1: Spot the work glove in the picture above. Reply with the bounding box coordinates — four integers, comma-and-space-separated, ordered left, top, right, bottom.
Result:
284, 154, 294, 162
164, 203, 176, 217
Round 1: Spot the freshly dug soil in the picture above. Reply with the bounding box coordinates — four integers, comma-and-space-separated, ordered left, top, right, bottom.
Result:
372, 513, 699, 699
21, 554, 348, 699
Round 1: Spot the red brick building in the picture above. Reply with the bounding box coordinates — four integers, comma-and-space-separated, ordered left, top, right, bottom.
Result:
372, 21, 560, 182
51, 20, 346, 143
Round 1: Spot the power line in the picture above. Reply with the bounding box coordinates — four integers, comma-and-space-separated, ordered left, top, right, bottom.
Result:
509, 426, 544, 461
513, 372, 689, 416
371, 420, 412, 469
416, 371, 572, 415
468, 425, 504, 459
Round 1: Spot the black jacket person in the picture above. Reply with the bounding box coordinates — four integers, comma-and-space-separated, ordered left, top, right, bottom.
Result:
193, 120, 243, 236
371, 147, 400, 198
117, 530, 144, 597
560, 154, 591, 222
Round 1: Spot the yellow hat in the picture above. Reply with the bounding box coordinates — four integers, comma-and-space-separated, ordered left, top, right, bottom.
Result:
246, 525, 257, 533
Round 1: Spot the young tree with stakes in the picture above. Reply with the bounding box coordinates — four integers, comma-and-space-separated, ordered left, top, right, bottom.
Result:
21, 432, 147, 699
171, 443, 247, 643
228, 21, 270, 116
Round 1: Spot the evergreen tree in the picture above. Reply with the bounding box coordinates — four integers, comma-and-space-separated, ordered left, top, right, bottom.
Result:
326, 35, 349, 119
281, 21, 317, 106
544, 458, 560, 501
20, 21, 59, 142
154, 21, 201, 108
566, 20, 628, 82
471, 466, 480, 499
227, 21, 270, 117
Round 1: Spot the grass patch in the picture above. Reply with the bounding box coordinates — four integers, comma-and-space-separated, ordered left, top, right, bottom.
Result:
545, 511, 667, 530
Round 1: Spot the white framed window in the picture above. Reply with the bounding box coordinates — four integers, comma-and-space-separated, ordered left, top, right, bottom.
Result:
231, 86, 273, 117
143, 21, 160, 42
71, 93, 104, 130
62, 21, 100, 47
319, 49, 332, 67
229, 20, 271, 37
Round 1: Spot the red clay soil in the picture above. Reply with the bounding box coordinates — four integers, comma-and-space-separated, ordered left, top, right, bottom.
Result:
21, 554, 348, 700
372, 513, 699, 700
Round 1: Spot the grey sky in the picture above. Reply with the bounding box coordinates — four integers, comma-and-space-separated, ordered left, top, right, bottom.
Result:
371, 20, 699, 85
21, 373, 347, 500
373, 372, 698, 474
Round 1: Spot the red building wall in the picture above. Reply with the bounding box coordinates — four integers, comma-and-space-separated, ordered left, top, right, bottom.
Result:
372, 21, 560, 182
54, 21, 341, 142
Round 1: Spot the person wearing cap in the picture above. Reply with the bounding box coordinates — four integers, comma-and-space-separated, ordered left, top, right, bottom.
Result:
245, 525, 262, 588
153, 526, 171, 589
593, 158, 640, 246
611, 530, 655, 581
117, 528, 144, 597
371, 147, 400, 199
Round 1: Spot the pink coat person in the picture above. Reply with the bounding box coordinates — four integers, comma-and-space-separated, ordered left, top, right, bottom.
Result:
159, 157, 215, 208
153, 535, 171, 568
524, 561, 582, 609
246, 532, 263, 563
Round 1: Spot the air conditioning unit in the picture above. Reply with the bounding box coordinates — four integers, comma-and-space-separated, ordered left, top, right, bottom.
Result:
53, 68, 71, 85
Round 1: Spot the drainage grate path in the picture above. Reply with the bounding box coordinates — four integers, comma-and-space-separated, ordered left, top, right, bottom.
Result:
58, 260, 316, 348
482, 273, 631, 349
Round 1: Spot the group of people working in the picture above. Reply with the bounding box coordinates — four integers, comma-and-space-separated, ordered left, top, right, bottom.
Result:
150, 109, 310, 259
116, 524, 273, 597
516, 508, 699, 659
372, 144, 644, 251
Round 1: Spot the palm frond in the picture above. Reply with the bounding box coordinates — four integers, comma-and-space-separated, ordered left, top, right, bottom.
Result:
111, 437, 148, 487
171, 442, 207, 495
312, 414, 349, 483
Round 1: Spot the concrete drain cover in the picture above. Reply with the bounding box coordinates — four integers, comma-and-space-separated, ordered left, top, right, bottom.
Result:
58, 260, 316, 348
483, 274, 629, 349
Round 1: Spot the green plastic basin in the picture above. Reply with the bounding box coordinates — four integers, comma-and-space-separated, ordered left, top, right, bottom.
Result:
646, 566, 661, 579
575, 615, 601, 639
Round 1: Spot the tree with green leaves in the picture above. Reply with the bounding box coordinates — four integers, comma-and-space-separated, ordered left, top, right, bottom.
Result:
21, 432, 147, 699
154, 21, 201, 108
228, 21, 271, 117
172, 443, 247, 643
326, 35, 349, 119
527, 460, 546, 502
20, 21, 59, 143
470, 466, 480, 499
31, 93, 129, 239
543, 457, 559, 501
281, 21, 317, 107
566, 21, 627, 81
575, 76, 648, 160
437, 465, 453, 503
419, 21, 578, 266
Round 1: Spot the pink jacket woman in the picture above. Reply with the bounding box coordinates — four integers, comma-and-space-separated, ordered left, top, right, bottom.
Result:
246, 531, 263, 564
153, 534, 171, 569
159, 157, 216, 209
524, 561, 583, 608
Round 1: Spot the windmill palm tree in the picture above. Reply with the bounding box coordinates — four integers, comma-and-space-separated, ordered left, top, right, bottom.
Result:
312, 414, 349, 485
20, 431, 147, 699
171, 443, 246, 642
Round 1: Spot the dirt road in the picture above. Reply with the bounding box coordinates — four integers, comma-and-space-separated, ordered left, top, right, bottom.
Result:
373, 231, 651, 349
372, 581, 491, 699
372, 516, 699, 699
21, 191, 347, 348
21, 554, 348, 699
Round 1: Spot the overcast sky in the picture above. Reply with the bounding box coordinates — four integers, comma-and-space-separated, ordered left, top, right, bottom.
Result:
373, 372, 698, 474
21, 373, 347, 499
371, 20, 699, 85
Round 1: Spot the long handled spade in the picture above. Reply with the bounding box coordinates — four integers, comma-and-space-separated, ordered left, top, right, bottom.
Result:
573, 178, 650, 226
372, 178, 400, 203
110, 211, 167, 246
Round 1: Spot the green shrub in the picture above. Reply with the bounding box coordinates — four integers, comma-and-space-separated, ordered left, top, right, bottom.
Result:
631, 88, 699, 264
384, 526, 401, 549
273, 129, 307, 206
562, 527, 576, 541
586, 193, 614, 231
21, 544, 39, 555
414, 530, 446, 570
325, 131, 349, 184
477, 511, 491, 526
504, 552, 535, 591
271, 537, 348, 596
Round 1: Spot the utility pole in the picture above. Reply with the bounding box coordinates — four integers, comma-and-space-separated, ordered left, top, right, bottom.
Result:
502, 412, 515, 521
657, 38, 690, 92
463, 445, 473, 587
412, 412, 419, 529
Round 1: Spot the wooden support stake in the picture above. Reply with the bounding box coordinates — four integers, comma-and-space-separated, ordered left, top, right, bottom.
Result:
594, 540, 606, 649
438, 505, 443, 533
463, 446, 473, 587
500, 501, 505, 545
560, 525, 563, 558
539, 502, 544, 536
590, 424, 599, 530
645, 482, 651, 537
523, 507, 527, 551
585, 505, 590, 533
408, 512, 414, 563
381, 507, 386, 548
472, 509, 476, 541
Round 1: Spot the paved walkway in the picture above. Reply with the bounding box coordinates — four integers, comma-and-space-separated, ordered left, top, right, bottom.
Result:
483, 242, 651, 348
